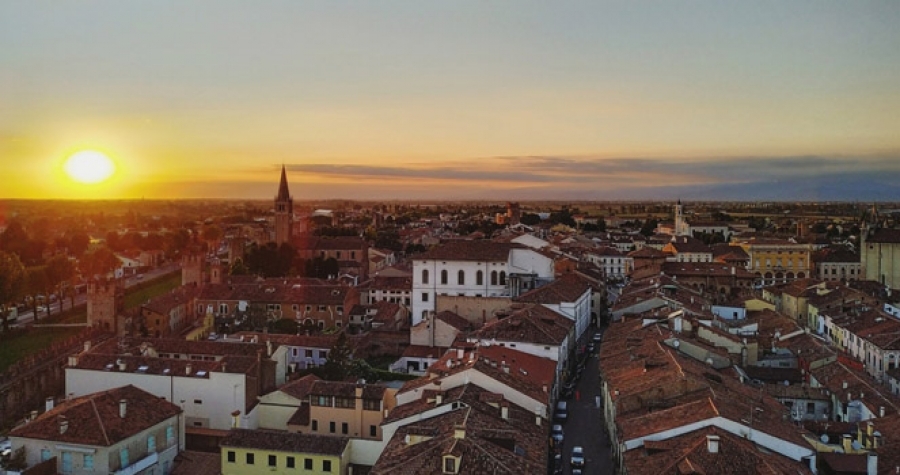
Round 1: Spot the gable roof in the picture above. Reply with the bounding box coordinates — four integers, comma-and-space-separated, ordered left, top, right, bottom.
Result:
515, 273, 591, 304
221, 428, 348, 456
473, 304, 573, 346
372, 383, 546, 475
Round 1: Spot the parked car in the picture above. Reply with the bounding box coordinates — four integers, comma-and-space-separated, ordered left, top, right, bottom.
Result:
551, 424, 564, 445
570, 446, 585, 468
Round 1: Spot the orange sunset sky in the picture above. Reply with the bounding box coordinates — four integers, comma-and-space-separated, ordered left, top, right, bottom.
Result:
2, 2, 899, 201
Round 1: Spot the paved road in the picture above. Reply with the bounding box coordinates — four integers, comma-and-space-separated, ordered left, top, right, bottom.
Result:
12, 263, 180, 327
555, 327, 614, 475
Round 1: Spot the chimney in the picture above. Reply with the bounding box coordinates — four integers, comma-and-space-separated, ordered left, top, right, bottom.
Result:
83, 340, 91, 353
119, 399, 127, 418
266, 340, 273, 357
231, 410, 241, 428
535, 407, 542, 426
457, 348, 464, 360
867, 452, 878, 475
453, 425, 465, 439
30, 410, 38, 422
880, 406, 885, 418
117, 360, 126, 372
706, 434, 720, 453
68, 355, 78, 367
501, 404, 509, 420
45, 397, 54, 412
842, 434, 852, 453
843, 381, 848, 389
186, 364, 193, 375
59, 416, 68, 434
435, 394, 442, 406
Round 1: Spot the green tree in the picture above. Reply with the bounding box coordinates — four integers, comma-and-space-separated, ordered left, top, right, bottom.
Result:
45, 255, 75, 315
520, 213, 542, 226
201, 224, 223, 253
321, 332, 353, 380
640, 219, 659, 237
25, 267, 49, 320
80, 246, 120, 279
68, 231, 91, 256
0, 251, 26, 332
270, 318, 299, 335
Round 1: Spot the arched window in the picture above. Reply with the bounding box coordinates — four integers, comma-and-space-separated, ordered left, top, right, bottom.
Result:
499, 271, 507, 285
491, 271, 498, 286
422, 269, 429, 284
458, 270, 465, 285
440, 270, 448, 285
476, 270, 483, 286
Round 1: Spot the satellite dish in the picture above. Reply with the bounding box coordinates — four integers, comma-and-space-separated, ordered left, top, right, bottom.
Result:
820, 434, 829, 444
851, 440, 863, 451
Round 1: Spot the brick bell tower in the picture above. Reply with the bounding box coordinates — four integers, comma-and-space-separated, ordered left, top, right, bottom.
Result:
87, 278, 123, 334
274, 165, 294, 246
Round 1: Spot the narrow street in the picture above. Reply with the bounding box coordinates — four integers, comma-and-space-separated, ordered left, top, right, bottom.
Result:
555, 327, 614, 475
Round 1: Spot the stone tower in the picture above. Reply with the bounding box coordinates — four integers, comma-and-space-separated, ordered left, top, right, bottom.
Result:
274, 165, 294, 246
87, 278, 122, 333
210, 259, 223, 285
182, 253, 203, 286
674, 199, 688, 236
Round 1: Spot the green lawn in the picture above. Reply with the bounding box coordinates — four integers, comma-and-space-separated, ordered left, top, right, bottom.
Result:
0, 328, 75, 373
0, 271, 182, 374
123, 273, 182, 309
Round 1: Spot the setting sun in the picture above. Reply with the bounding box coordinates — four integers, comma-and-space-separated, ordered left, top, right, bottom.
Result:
64, 150, 116, 184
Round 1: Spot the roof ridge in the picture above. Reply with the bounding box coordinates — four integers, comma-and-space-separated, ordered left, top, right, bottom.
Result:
90, 398, 111, 446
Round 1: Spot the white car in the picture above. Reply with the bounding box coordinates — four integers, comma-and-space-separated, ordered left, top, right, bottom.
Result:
551, 424, 564, 444
570, 446, 585, 468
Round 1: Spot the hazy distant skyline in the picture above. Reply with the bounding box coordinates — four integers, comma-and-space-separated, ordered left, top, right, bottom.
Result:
2, 1, 899, 200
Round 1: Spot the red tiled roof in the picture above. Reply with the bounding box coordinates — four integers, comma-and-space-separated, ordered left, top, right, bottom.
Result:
10, 385, 181, 446
372, 383, 547, 475
277, 374, 321, 400
417, 241, 521, 262
434, 311, 472, 330
221, 428, 348, 455
473, 304, 572, 346
516, 273, 591, 304
867, 228, 900, 244
197, 282, 350, 305
624, 426, 813, 475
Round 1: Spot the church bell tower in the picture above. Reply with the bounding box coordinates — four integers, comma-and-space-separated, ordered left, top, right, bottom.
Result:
274, 165, 294, 245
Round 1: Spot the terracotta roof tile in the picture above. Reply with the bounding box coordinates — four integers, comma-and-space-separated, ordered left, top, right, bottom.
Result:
516, 273, 591, 304
418, 241, 521, 262
10, 385, 181, 446
221, 428, 348, 455
372, 383, 546, 475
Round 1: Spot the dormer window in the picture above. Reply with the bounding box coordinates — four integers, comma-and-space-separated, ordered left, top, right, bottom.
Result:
442, 455, 460, 474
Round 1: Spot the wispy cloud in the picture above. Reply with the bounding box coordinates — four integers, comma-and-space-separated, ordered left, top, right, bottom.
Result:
282, 153, 900, 189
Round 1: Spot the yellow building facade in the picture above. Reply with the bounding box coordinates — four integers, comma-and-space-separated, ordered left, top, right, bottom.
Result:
733, 239, 812, 285
221, 429, 349, 475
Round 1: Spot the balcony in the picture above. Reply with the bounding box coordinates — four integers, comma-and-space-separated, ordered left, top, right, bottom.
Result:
114, 452, 158, 475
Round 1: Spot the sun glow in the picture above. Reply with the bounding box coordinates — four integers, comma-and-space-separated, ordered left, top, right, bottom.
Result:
64, 150, 116, 184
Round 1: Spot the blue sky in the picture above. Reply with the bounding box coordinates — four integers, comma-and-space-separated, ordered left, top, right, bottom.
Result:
1, 1, 899, 200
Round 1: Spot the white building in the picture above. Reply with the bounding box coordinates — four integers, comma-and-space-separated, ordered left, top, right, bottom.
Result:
584, 247, 633, 279
9, 385, 183, 475
516, 273, 594, 340
64, 337, 285, 433
411, 241, 554, 326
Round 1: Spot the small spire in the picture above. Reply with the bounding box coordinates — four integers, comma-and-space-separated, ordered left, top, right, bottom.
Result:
276, 164, 291, 201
